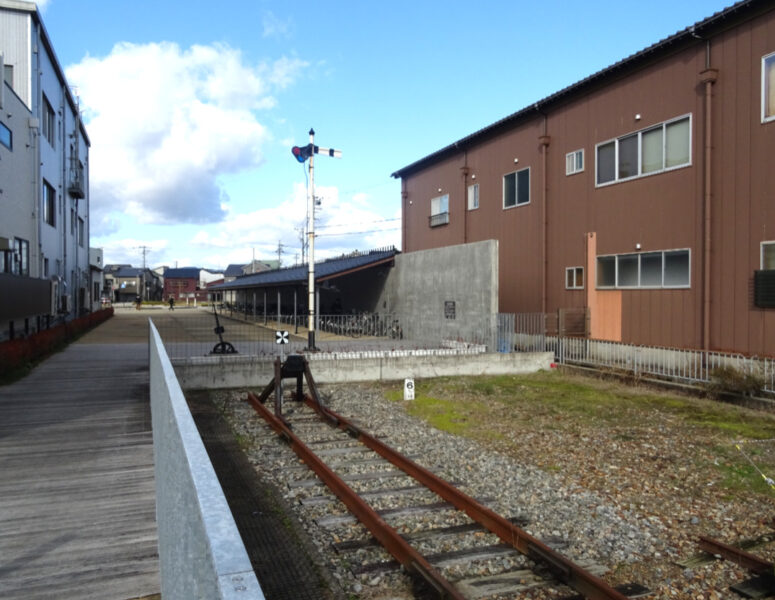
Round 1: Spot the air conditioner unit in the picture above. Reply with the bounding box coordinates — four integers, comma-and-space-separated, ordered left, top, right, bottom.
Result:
0, 236, 13, 251
754, 270, 775, 309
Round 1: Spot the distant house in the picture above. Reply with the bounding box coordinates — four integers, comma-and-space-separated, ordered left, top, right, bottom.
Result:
223, 260, 278, 283
163, 267, 207, 303
89, 248, 104, 311
105, 265, 162, 303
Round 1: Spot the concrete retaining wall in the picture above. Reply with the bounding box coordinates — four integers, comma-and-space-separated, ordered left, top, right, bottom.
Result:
377, 240, 499, 345
149, 322, 265, 600
173, 349, 554, 390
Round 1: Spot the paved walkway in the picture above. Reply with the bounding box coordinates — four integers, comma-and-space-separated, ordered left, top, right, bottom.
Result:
0, 311, 160, 600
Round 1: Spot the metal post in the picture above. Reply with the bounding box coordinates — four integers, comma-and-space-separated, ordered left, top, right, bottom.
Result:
307, 128, 316, 350
294, 289, 298, 334
277, 290, 281, 327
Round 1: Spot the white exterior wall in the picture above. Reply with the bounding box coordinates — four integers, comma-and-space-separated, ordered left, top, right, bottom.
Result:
0, 80, 34, 266
0, 5, 32, 108
0, 1, 91, 339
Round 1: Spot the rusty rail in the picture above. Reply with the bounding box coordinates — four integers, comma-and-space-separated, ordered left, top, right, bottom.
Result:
698, 535, 775, 575
297, 394, 628, 600
245, 391, 466, 599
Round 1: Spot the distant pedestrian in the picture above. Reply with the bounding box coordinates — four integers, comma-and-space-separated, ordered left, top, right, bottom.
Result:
135, 295, 142, 310
168, 297, 175, 310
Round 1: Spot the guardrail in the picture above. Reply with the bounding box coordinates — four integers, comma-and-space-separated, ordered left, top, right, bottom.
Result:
149, 320, 265, 600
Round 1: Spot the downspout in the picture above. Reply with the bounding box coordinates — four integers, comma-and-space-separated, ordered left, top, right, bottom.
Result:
401, 184, 408, 251
698, 39, 717, 351
537, 104, 550, 315
32, 27, 41, 283
460, 148, 469, 244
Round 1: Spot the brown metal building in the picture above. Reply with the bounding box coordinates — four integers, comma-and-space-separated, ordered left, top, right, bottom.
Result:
392, 0, 775, 357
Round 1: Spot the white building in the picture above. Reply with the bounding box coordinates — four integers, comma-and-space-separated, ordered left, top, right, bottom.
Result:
0, 1, 90, 340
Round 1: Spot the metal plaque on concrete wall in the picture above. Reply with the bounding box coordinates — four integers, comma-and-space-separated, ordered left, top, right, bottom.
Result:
444, 300, 456, 320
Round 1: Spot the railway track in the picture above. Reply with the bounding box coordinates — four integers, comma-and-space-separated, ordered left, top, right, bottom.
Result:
243, 356, 647, 599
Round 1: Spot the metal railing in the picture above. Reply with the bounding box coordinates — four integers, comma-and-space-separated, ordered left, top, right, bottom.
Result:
151, 308, 509, 359
512, 314, 775, 395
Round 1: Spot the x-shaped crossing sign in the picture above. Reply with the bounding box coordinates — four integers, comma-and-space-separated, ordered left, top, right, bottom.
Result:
275, 330, 289, 345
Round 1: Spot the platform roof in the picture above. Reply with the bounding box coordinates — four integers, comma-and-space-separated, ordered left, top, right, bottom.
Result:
212, 247, 398, 291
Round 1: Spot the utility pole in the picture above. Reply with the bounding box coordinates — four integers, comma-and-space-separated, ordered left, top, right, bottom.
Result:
137, 245, 149, 269
277, 241, 285, 268
136, 245, 150, 300
292, 129, 342, 350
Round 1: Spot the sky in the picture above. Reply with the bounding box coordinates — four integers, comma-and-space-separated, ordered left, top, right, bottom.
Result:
35, 0, 735, 271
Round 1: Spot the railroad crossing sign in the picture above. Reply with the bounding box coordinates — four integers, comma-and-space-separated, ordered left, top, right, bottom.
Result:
404, 378, 415, 401
276, 330, 289, 344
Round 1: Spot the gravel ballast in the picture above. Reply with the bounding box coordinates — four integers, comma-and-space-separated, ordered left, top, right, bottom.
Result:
207, 373, 775, 600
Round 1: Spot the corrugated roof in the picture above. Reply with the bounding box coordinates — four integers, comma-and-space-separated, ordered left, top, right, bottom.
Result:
392, 0, 763, 179
212, 248, 398, 290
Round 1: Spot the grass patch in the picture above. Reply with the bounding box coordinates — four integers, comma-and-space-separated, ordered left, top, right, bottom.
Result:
716, 461, 774, 494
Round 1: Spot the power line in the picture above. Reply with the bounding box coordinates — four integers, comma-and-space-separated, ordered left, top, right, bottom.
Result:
317, 217, 401, 231
316, 226, 401, 238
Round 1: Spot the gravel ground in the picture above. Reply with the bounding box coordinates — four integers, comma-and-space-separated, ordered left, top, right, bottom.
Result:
209, 370, 775, 600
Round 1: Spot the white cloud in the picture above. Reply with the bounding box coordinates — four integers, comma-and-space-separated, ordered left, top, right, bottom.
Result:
95, 238, 169, 268
189, 183, 401, 268
66, 42, 307, 228
262, 11, 293, 39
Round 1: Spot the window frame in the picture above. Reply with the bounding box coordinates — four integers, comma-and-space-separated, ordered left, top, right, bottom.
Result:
762, 241, 775, 270
763, 52, 775, 123
467, 183, 479, 210
13, 237, 29, 276
503, 166, 530, 209
595, 248, 691, 290
0, 121, 11, 150
429, 193, 449, 227
565, 266, 584, 290
78, 217, 85, 247
595, 114, 692, 187
42, 94, 56, 148
43, 180, 56, 227
565, 149, 584, 176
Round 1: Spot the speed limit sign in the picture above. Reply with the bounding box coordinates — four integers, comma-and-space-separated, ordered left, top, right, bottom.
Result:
404, 378, 415, 401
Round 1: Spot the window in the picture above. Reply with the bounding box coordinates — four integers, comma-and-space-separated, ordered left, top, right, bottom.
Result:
43, 257, 49, 278
467, 183, 479, 210
761, 242, 775, 270
565, 267, 584, 289
596, 115, 691, 185
3, 64, 12, 87
565, 149, 584, 175
43, 180, 56, 227
42, 95, 55, 147
596, 249, 690, 289
78, 217, 85, 247
71, 208, 75, 235
0, 121, 11, 150
13, 238, 29, 276
429, 193, 449, 227
763, 52, 775, 122
503, 167, 530, 208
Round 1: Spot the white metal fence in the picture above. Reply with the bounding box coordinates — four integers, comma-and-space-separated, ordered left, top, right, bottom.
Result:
513, 313, 775, 395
